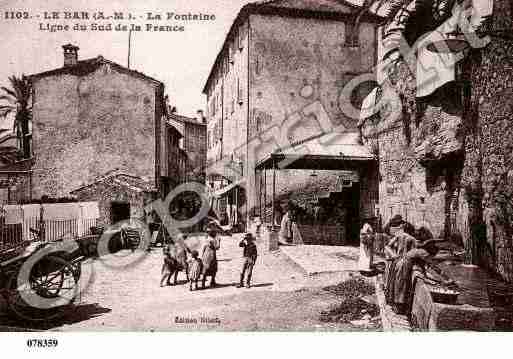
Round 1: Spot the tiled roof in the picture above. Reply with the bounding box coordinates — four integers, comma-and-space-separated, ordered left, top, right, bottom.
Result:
166, 122, 183, 138
258, 0, 360, 12
275, 132, 374, 159
28, 56, 163, 86
168, 113, 206, 126
70, 170, 157, 194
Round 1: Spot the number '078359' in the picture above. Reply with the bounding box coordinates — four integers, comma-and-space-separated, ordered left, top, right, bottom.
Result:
26, 339, 58, 348
4, 12, 30, 19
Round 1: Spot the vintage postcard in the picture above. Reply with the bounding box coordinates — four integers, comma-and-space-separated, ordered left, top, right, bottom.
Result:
0, 0, 512, 338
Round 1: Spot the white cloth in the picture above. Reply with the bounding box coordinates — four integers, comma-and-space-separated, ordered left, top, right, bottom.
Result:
358, 223, 375, 272
43, 203, 81, 220
279, 212, 292, 243
416, 30, 457, 98
21, 204, 41, 220
359, 87, 379, 124
80, 202, 100, 219
359, 244, 374, 272
469, 0, 493, 29
4, 205, 23, 224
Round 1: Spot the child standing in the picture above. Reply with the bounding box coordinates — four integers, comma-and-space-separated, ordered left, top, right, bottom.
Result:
188, 250, 203, 291
160, 241, 174, 287
237, 233, 258, 288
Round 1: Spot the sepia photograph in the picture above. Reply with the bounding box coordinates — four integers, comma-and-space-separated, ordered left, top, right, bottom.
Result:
0, 0, 512, 343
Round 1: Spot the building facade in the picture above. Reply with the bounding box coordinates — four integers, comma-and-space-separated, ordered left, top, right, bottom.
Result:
161, 121, 186, 193
28, 44, 174, 223
168, 112, 207, 183
203, 0, 382, 235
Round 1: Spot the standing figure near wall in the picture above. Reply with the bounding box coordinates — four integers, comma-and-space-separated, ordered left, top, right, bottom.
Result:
201, 227, 220, 288
384, 221, 417, 306
390, 239, 454, 315
279, 202, 294, 244
358, 223, 375, 273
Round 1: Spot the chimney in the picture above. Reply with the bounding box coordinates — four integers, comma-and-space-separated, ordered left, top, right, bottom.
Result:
197, 110, 205, 123
62, 44, 79, 67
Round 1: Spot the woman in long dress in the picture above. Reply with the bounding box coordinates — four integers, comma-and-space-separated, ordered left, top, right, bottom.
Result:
201, 227, 220, 288
358, 223, 375, 272
384, 222, 417, 305
391, 239, 454, 315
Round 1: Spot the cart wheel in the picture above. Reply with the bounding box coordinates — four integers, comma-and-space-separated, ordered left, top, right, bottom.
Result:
6, 256, 79, 322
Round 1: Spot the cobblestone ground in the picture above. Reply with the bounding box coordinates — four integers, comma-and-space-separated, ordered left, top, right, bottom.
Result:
1, 234, 381, 331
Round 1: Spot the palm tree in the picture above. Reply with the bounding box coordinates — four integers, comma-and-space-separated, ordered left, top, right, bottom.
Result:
0, 75, 32, 159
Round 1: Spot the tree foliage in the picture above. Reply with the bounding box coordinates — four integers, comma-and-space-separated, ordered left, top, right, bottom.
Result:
0, 74, 32, 158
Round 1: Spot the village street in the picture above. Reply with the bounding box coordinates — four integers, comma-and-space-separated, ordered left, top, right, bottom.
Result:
1, 235, 382, 331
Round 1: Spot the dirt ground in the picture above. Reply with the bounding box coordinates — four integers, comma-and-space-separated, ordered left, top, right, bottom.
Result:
0, 234, 381, 331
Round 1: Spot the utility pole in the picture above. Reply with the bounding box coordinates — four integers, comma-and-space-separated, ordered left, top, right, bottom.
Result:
128, 29, 132, 69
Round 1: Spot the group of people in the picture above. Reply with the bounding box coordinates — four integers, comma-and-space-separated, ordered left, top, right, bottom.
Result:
358, 215, 455, 315
160, 226, 258, 291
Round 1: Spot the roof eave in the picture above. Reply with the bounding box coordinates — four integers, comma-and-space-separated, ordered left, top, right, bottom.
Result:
202, 3, 385, 94
28, 57, 164, 87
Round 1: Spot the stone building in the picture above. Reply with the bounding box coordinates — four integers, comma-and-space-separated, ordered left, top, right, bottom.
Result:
168, 112, 207, 183
70, 170, 156, 225
164, 121, 186, 191
28, 44, 175, 224
203, 0, 382, 238
359, 0, 513, 281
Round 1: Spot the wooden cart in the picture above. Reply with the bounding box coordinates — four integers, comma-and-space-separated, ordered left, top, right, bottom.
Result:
0, 230, 86, 321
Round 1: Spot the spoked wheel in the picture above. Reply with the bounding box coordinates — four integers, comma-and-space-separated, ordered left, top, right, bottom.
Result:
6, 256, 81, 322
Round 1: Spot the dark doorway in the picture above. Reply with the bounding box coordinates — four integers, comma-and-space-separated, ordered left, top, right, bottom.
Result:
331, 181, 361, 245
111, 202, 130, 224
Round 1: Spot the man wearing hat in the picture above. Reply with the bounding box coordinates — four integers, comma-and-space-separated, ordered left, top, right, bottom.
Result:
238, 233, 258, 288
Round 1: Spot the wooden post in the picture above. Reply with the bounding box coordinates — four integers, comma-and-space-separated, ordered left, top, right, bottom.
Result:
7, 174, 10, 204
29, 171, 32, 201
272, 159, 276, 228
258, 169, 262, 220
235, 187, 239, 227
263, 167, 267, 223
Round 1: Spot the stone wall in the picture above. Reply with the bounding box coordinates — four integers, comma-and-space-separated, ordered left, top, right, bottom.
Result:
462, 0, 513, 280
246, 13, 378, 211
184, 122, 207, 181
72, 177, 153, 226
31, 64, 161, 199
361, 68, 463, 239
362, 0, 513, 281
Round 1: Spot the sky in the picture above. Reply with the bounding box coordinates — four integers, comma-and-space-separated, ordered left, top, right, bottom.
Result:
0, 0, 255, 119
0, 0, 366, 121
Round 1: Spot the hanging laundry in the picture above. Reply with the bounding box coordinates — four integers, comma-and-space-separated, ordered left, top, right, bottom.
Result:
4, 205, 23, 224
80, 201, 100, 219
470, 0, 493, 29
359, 87, 380, 125
22, 204, 41, 220
43, 203, 81, 220
416, 31, 457, 98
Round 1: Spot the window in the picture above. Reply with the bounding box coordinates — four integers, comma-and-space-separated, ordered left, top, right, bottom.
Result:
345, 22, 359, 47
237, 78, 243, 105
229, 43, 235, 65
255, 57, 261, 76
238, 24, 245, 50
231, 80, 235, 113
